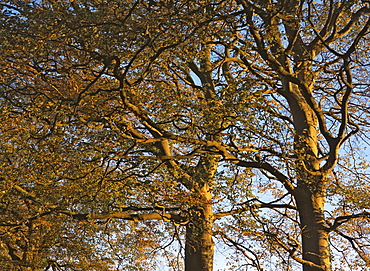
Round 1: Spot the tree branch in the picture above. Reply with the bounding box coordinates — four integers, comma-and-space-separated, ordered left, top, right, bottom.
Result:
328, 211, 370, 231
58, 209, 188, 225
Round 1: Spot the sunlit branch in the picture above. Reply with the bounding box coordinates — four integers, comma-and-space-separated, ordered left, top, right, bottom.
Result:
60, 209, 188, 226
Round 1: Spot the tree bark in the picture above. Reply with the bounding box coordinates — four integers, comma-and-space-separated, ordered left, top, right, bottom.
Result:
295, 183, 330, 271
185, 183, 214, 271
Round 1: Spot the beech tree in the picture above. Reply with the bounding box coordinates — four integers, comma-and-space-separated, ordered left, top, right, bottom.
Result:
1, 1, 370, 271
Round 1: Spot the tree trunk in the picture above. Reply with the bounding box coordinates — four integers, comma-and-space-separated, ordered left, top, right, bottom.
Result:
284, 77, 331, 270
295, 183, 330, 271
185, 183, 214, 271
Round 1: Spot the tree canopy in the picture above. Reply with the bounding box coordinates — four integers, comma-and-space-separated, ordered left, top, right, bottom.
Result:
1, 0, 370, 270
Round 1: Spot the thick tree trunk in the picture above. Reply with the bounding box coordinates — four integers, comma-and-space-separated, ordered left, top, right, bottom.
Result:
185, 183, 214, 271
295, 184, 330, 271
284, 77, 331, 270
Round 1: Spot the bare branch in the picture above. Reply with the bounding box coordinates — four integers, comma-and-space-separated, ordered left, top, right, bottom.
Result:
328, 212, 370, 231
